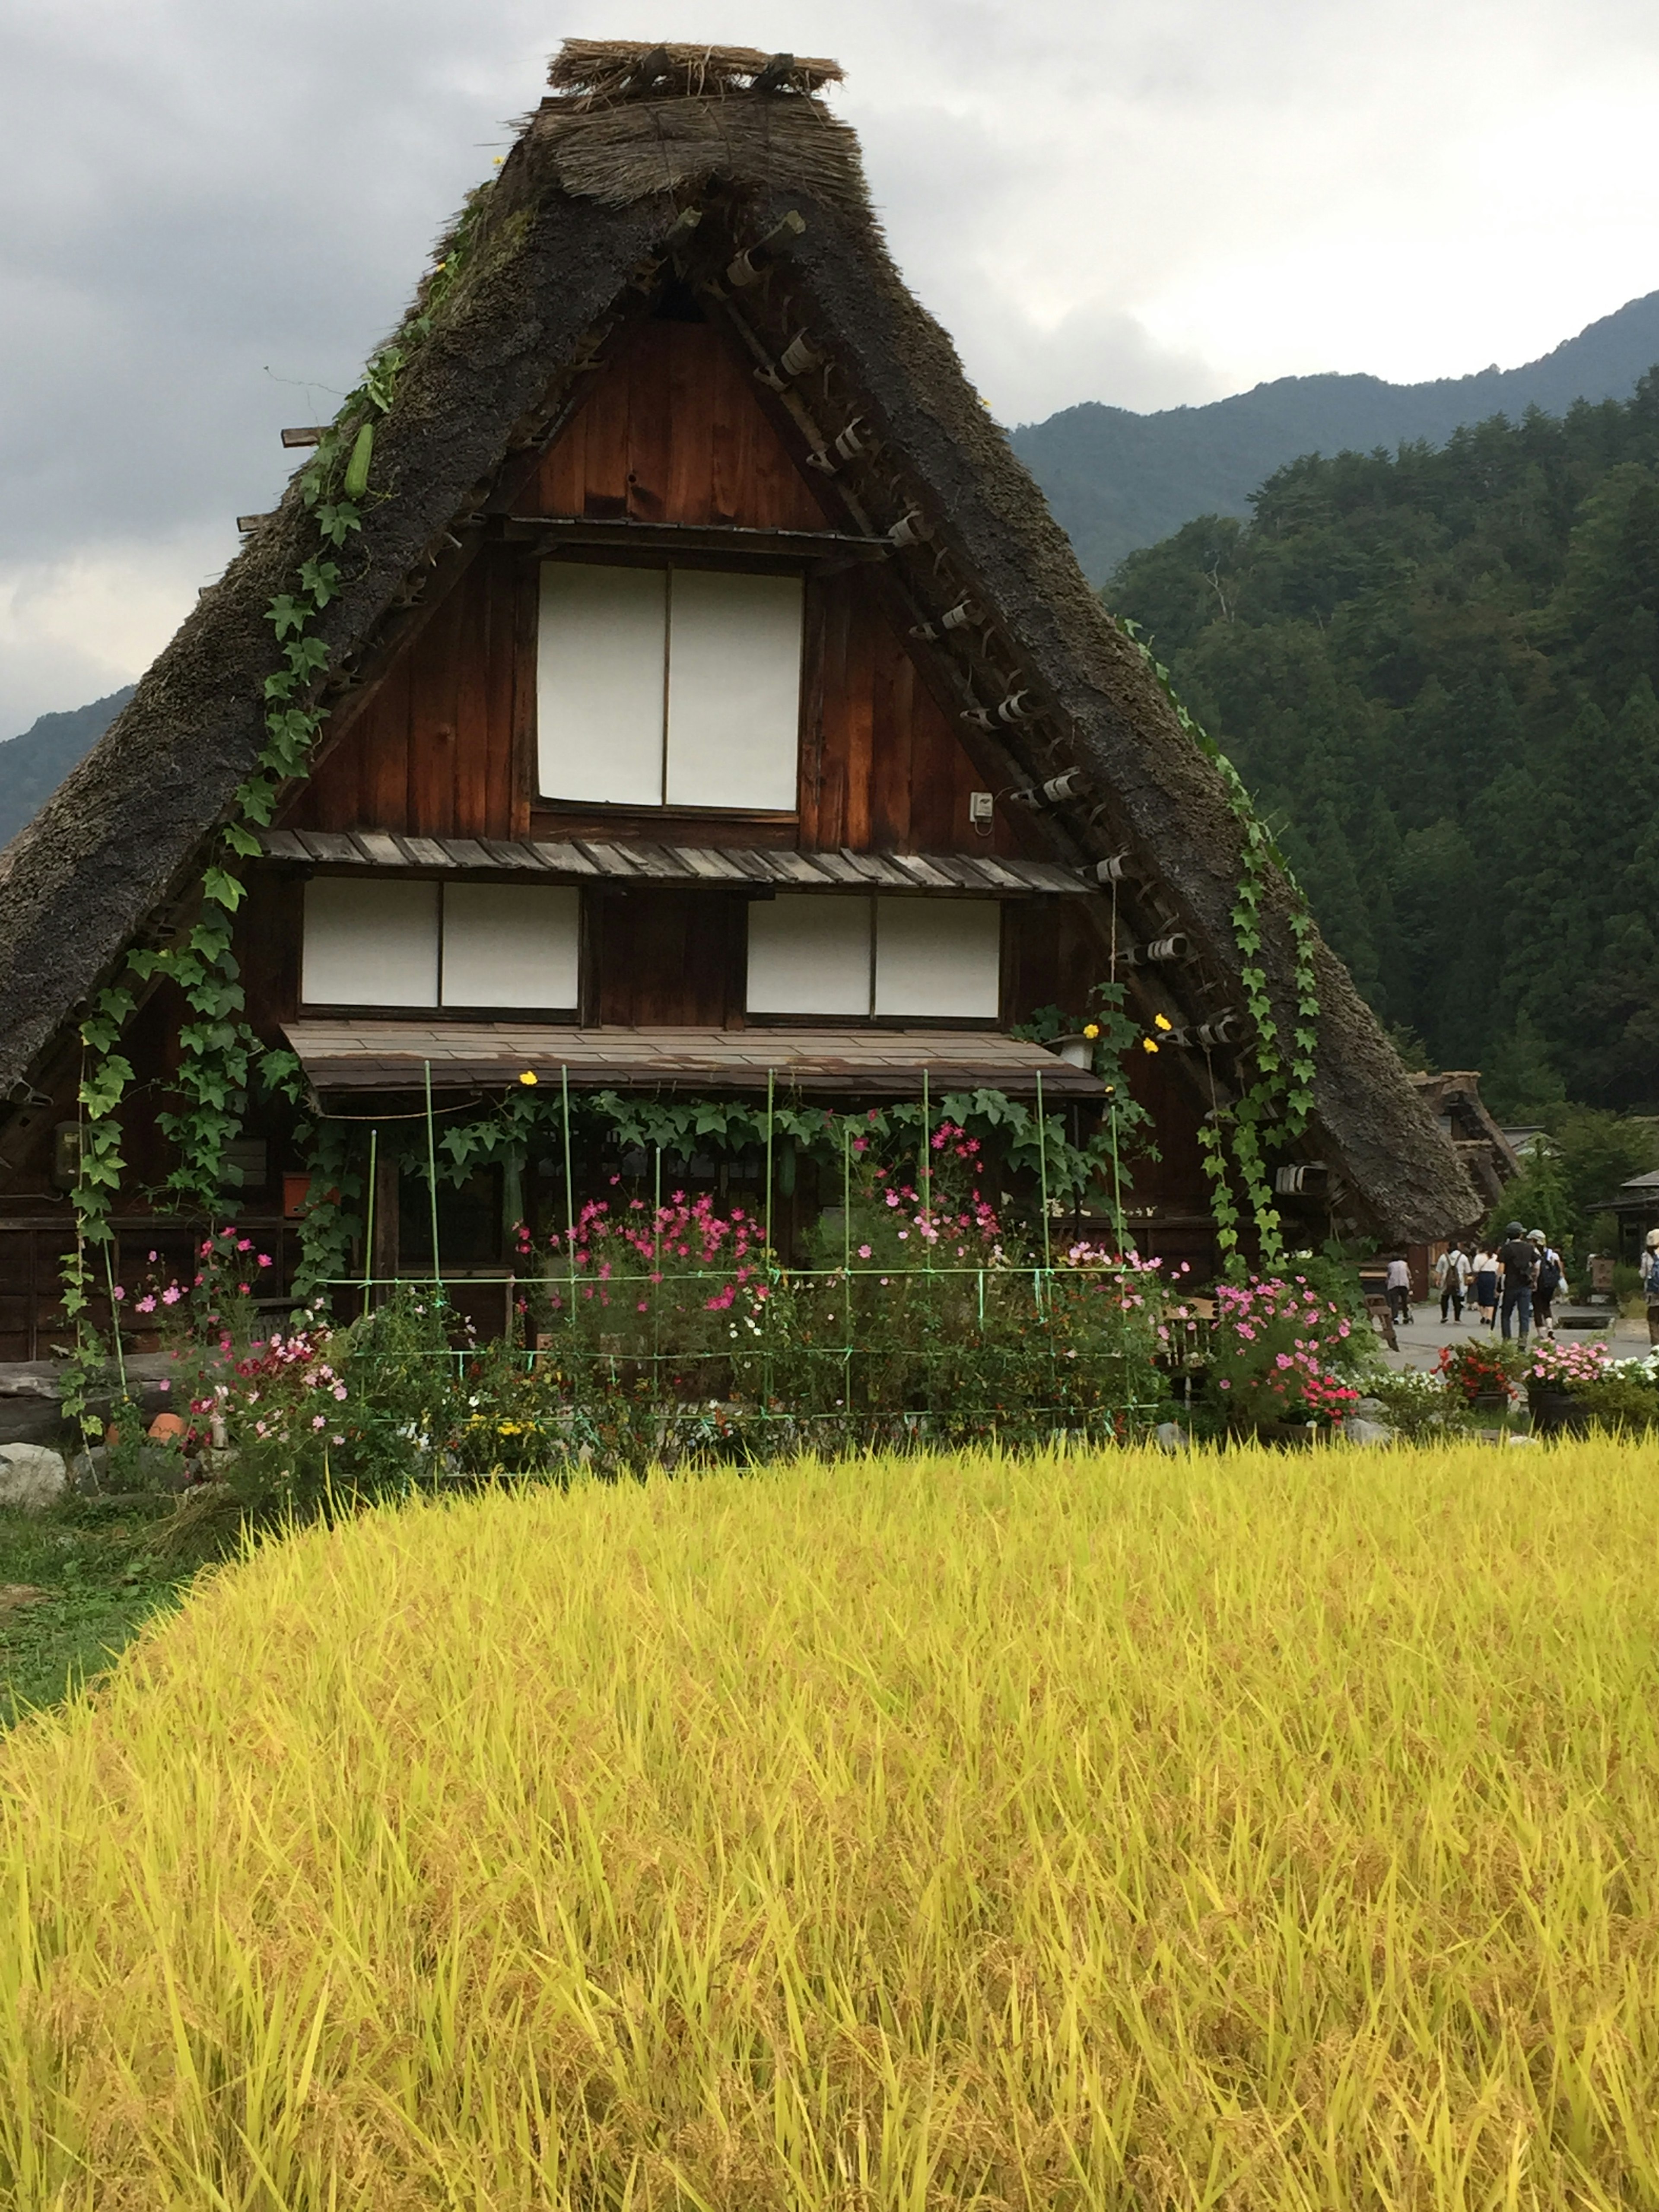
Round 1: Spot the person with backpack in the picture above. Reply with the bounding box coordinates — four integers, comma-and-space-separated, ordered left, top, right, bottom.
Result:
1529, 1229, 1563, 1336
1643, 1229, 1659, 1345
1435, 1242, 1471, 1323
1497, 1220, 1538, 1342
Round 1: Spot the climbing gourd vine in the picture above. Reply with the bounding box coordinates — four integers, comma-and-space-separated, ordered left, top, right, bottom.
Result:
60, 183, 500, 1370
1117, 618, 1322, 1274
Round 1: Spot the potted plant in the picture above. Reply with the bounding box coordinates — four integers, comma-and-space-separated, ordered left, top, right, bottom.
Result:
1434, 1337, 1519, 1415
1522, 1337, 1613, 1435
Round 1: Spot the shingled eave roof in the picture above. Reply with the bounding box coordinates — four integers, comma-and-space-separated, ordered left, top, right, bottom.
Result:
0, 45, 1475, 1243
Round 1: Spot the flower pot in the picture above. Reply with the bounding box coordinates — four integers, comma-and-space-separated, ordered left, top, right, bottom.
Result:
1527, 1386, 1589, 1437
1232, 1417, 1321, 1449
1468, 1390, 1509, 1415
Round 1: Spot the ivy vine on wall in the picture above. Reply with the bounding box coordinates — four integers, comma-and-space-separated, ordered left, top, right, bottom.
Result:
1117, 618, 1322, 1275
58, 185, 501, 1404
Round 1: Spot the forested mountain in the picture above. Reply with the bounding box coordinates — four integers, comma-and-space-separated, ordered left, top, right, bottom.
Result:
1107, 378, 1659, 1115
0, 688, 133, 851
1016, 290, 1659, 580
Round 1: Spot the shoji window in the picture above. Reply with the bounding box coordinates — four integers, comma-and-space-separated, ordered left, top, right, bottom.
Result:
747, 895, 1003, 1020
873, 897, 1002, 1019
747, 896, 872, 1017
301, 880, 579, 1010
537, 564, 803, 811
439, 884, 579, 1009
303, 878, 439, 1007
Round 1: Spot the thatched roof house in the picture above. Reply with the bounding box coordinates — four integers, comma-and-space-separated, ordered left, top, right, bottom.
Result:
0, 40, 1473, 1341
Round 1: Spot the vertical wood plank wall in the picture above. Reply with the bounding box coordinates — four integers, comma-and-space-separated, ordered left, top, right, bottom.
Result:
284, 316, 1024, 860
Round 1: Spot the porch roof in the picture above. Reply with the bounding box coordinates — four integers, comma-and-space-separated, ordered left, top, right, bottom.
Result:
257, 830, 1093, 896
282, 1021, 1103, 1101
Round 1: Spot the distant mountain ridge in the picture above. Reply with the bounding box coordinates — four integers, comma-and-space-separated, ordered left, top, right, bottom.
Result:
0, 688, 134, 852
1012, 289, 1659, 582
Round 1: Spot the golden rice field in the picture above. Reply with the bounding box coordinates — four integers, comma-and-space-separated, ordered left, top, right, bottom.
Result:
4, 1440, 1659, 2209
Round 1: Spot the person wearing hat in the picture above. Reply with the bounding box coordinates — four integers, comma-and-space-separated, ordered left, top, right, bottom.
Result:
1496, 1220, 1538, 1342
1528, 1228, 1564, 1337
1643, 1228, 1659, 1345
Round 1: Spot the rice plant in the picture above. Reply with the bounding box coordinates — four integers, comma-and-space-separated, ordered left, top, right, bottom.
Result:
4, 1439, 1659, 2208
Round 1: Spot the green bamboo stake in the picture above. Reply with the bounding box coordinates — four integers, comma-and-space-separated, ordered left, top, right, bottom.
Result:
920, 1069, 932, 1266
102, 1234, 128, 1401
423, 1061, 443, 1298
763, 1067, 776, 1437
362, 1126, 378, 1309
842, 1117, 854, 1427
653, 1141, 663, 1394
763, 1067, 775, 1258
1035, 1068, 1052, 1273
1109, 1097, 1125, 1254
560, 1065, 577, 1361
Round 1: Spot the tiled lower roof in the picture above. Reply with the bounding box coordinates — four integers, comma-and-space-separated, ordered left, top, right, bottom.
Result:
283, 1021, 1103, 1100
257, 830, 1091, 896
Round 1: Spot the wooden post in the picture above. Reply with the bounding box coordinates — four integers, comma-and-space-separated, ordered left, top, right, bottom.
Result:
370, 1147, 400, 1305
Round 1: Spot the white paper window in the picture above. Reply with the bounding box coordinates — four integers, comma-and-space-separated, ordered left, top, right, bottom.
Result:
537, 563, 802, 810
440, 884, 579, 1010
537, 565, 668, 806
747, 895, 871, 1016
746, 895, 1003, 1020
874, 898, 1002, 1019
303, 878, 439, 1007
665, 571, 803, 810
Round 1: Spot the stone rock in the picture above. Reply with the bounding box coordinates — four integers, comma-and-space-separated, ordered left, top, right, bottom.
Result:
0, 1443, 70, 1512
1343, 1416, 1395, 1447
1355, 1396, 1392, 1420
1153, 1421, 1189, 1454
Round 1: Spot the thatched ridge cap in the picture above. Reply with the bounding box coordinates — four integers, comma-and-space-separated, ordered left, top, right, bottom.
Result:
547, 40, 843, 105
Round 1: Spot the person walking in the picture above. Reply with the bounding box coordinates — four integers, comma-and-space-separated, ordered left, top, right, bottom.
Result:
1435, 1241, 1471, 1323
1497, 1219, 1538, 1343
1471, 1244, 1499, 1327
1529, 1229, 1563, 1337
1643, 1229, 1659, 1346
1385, 1253, 1413, 1327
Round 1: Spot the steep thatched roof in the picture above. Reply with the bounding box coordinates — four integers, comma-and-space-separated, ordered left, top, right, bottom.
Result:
0, 39, 1476, 1240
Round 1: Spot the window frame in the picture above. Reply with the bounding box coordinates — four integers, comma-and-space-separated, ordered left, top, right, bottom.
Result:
743, 893, 1007, 1028
298, 876, 582, 1017
534, 553, 806, 818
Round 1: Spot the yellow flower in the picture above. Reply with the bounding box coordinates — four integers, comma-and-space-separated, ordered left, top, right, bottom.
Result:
1141, 1037, 1160, 1054
518, 1069, 538, 1086
1154, 1014, 1173, 1032
1082, 1022, 1100, 1039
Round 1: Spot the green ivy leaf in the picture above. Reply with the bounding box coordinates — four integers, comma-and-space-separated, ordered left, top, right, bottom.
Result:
266, 594, 308, 640
201, 867, 245, 914
314, 500, 362, 548
298, 556, 342, 607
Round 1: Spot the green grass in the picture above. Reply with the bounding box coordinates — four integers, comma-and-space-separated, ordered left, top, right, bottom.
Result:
7, 1438, 1659, 2206
0, 1496, 193, 1726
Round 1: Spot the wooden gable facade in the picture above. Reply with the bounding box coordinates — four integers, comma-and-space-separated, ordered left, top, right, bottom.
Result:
0, 43, 1477, 1354
0, 302, 1211, 1350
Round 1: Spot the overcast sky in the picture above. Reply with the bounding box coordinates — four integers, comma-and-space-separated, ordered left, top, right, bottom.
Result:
3, 0, 1659, 738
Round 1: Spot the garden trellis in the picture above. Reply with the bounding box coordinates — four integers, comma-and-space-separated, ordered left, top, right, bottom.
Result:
308, 1062, 1189, 1461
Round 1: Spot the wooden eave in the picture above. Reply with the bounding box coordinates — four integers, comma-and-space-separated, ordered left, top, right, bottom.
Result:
504, 515, 890, 570
255, 829, 1094, 896
282, 1018, 1103, 1101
